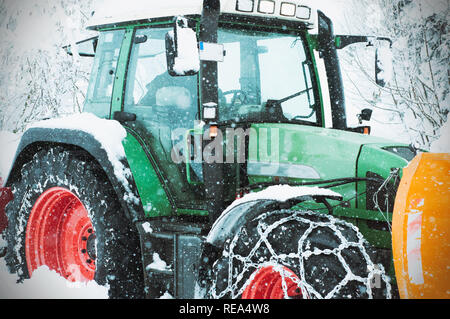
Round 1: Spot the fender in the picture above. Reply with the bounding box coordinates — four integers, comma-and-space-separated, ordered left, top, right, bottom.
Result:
0, 187, 13, 234
206, 189, 343, 248
5, 127, 145, 223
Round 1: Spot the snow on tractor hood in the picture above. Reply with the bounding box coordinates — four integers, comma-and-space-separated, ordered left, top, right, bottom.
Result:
27, 113, 139, 205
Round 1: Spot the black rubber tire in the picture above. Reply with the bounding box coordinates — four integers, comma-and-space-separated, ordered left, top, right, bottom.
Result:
4, 146, 145, 299
204, 209, 392, 299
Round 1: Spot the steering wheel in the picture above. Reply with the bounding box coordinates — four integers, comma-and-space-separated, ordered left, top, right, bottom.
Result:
222, 90, 249, 106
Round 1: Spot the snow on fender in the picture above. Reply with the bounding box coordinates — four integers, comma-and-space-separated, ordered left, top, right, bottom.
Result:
206, 185, 342, 245
27, 113, 139, 205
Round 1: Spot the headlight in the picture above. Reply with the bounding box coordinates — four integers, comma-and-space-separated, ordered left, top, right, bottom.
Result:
258, 0, 276, 14
236, 0, 255, 12
234, 0, 313, 24
280, 2, 296, 17
296, 5, 311, 19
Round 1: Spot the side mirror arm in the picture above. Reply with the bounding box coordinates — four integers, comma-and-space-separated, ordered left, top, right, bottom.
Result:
63, 36, 98, 57
335, 35, 392, 50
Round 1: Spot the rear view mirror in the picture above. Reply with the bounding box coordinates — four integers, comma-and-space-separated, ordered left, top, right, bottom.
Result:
375, 46, 393, 87
357, 108, 373, 124
333, 34, 393, 88
166, 16, 200, 76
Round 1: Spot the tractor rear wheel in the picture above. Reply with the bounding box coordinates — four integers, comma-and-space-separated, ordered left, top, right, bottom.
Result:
4, 146, 144, 299
205, 210, 392, 299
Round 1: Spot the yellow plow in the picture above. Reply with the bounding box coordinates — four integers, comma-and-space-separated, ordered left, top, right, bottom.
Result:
393, 153, 450, 299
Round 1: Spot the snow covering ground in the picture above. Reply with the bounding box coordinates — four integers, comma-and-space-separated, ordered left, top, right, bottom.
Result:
0, 238, 108, 299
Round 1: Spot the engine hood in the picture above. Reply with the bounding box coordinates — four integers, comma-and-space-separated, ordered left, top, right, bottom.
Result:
247, 123, 410, 181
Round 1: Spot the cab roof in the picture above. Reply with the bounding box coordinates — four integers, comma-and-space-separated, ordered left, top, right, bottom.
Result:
87, 0, 316, 30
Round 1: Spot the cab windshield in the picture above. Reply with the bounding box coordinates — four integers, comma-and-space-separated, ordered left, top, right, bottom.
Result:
217, 28, 319, 125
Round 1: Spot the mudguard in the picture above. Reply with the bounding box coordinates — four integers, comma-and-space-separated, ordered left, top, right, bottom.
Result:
0, 187, 13, 234
5, 127, 145, 224
206, 199, 284, 248
206, 187, 343, 248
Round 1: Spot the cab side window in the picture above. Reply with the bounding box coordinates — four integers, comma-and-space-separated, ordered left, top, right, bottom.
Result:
124, 27, 198, 129
84, 30, 125, 118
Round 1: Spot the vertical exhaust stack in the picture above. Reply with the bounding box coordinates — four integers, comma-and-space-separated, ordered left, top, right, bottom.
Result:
199, 0, 224, 224
317, 10, 347, 130
199, 0, 220, 118
392, 153, 450, 299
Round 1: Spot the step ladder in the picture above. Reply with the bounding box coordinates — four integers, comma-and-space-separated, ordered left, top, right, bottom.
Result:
136, 220, 205, 299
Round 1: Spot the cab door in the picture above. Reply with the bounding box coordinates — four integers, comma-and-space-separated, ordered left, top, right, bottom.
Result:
122, 26, 205, 210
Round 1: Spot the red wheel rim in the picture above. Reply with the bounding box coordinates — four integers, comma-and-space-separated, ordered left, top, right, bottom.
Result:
242, 265, 306, 299
25, 187, 96, 282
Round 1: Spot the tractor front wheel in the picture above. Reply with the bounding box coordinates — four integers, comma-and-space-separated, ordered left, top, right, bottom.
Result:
205, 210, 392, 299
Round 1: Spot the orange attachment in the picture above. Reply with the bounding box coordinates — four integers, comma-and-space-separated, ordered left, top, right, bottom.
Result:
209, 125, 219, 139
392, 153, 450, 299
363, 127, 370, 135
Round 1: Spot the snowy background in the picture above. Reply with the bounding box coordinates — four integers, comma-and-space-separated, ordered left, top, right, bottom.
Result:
0, 0, 448, 298
0, 0, 448, 147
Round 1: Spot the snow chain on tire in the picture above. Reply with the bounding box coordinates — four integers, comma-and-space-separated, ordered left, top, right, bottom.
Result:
207, 209, 392, 299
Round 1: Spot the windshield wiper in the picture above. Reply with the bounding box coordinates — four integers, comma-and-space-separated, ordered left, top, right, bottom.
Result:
265, 87, 311, 108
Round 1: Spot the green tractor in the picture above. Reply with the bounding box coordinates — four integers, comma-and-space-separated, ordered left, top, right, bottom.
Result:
0, 0, 425, 299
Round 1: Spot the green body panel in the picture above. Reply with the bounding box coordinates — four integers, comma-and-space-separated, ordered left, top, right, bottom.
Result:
123, 129, 209, 218
294, 201, 392, 248
176, 208, 209, 217
122, 132, 172, 217
334, 206, 392, 223
247, 122, 409, 253
248, 122, 396, 179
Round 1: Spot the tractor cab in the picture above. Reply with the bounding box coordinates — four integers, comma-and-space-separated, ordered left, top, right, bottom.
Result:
79, 0, 394, 222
